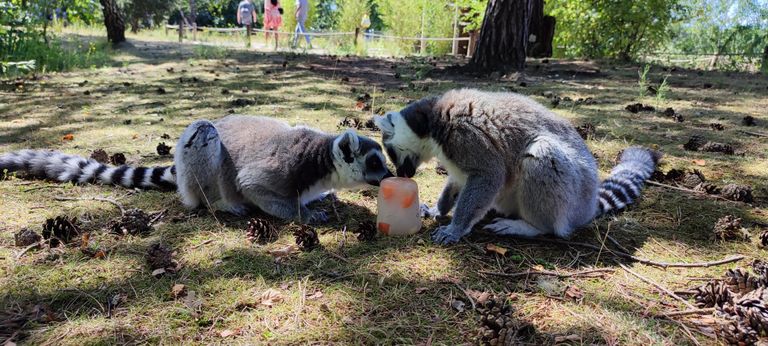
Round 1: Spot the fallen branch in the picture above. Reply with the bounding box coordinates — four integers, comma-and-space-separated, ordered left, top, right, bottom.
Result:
453, 282, 476, 311
619, 263, 696, 310
479, 268, 614, 279
53, 196, 126, 215
738, 129, 768, 138
14, 240, 45, 261
531, 238, 744, 269
189, 239, 214, 249
647, 181, 730, 201
662, 308, 716, 318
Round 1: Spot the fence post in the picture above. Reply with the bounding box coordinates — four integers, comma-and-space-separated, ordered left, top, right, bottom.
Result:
165, 23, 168, 36
354, 27, 360, 47
178, 21, 184, 43
193, 23, 197, 42
246, 24, 252, 48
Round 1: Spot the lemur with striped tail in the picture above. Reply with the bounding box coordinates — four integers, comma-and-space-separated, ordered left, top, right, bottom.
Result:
0, 115, 393, 223
374, 89, 661, 244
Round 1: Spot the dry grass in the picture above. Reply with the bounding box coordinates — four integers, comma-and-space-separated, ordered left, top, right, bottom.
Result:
1, 33, 767, 345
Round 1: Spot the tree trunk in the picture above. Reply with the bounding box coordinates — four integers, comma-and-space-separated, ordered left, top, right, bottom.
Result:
99, 0, 126, 44
470, 0, 534, 72
527, 0, 554, 58
188, 0, 197, 28
761, 45, 768, 75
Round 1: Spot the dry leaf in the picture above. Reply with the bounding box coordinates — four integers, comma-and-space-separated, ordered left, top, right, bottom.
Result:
260, 288, 284, 307
415, 287, 429, 294
269, 245, 298, 259
306, 291, 323, 300
692, 159, 706, 166
62, 134, 74, 141
151, 268, 166, 277
132, 134, 139, 140
171, 284, 187, 299
92, 250, 106, 259
554, 334, 582, 343
219, 329, 241, 338
485, 243, 508, 256
564, 286, 584, 301
467, 290, 491, 305
80, 233, 90, 250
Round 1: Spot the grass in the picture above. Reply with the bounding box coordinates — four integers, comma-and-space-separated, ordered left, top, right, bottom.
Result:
1, 32, 767, 345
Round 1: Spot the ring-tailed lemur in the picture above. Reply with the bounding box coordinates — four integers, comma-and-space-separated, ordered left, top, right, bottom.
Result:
374, 89, 660, 244
0, 115, 393, 223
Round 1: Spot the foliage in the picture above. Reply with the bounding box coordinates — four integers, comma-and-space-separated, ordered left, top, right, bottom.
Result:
336, 0, 369, 32
655, 75, 670, 106
374, 0, 454, 55
455, 0, 485, 33
311, 0, 337, 30
637, 64, 650, 99
119, 0, 176, 31
546, 0, 685, 60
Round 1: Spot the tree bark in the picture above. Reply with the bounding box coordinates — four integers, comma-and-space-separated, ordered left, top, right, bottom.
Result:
470, 0, 534, 72
762, 45, 768, 75
99, 0, 126, 44
527, 0, 554, 58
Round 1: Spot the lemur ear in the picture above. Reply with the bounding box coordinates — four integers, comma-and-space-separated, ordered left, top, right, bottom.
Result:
337, 129, 360, 163
373, 113, 395, 134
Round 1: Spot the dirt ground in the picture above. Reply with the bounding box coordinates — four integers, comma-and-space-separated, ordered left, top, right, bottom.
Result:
1, 35, 767, 345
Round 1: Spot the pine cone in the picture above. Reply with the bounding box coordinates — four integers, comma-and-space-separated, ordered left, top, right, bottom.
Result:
761, 231, 768, 248
665, 168, 685, 182
694, 280, 733, 308
14, 228, 41, 247
713, 215, 747, 241
682, 170, 706, 188
156, 142, 172, 156
695, 182, 721, 195
109, 153, 126, 165
42, 216, 80, 247
751, 260, 768, 287
721, 184, 754, 203
245, 218, 277, 244
700, 142, 735, 155
724, 268, 760, 297
146, 242, 173, 270
718, 318, 759, 346
575, 122, 596, 140
354, 221, 377, 241
684, 135, 707, 151
734, 287, 768, 335
475, 295, 537, 345
90, 149, 109, 163
293, 225, 319, 252
109, 209, 152, 236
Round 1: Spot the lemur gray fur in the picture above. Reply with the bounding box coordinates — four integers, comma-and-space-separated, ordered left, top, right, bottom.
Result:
0, 115, 393, 223
374, 89, 660, 244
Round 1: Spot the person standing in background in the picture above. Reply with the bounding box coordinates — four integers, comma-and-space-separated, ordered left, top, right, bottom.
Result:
264, 0, 283, 49
292, 0, 312, 49
237, 0, 258, 47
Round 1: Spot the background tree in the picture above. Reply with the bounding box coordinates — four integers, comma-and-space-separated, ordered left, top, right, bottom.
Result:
470, 0, 534, 71
375, 0, 454, 54
336, 0, 370, 32
99, 0, 125, 43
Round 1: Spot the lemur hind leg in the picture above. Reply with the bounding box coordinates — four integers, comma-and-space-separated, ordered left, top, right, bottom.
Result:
485, 137, 589, 239
175, 120, 225, 210
241, 186, 328, 224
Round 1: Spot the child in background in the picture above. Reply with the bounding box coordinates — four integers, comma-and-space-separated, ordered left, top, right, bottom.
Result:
264, 0, 283, 49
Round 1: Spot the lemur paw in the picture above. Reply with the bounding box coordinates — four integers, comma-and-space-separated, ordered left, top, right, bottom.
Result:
419, 203, 441, 219
431, 225, 462, 245
483, 218, 509, 234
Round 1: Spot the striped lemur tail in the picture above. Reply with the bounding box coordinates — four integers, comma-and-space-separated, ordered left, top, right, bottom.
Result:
597, 146, 661, 215
0, 149, 176, 190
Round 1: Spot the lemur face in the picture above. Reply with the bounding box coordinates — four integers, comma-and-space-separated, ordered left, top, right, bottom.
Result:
374, 111, 424, 178
333, 130, 394, 186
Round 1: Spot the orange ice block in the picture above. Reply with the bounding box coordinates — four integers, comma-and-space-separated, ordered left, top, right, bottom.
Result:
376, 177, 422, 236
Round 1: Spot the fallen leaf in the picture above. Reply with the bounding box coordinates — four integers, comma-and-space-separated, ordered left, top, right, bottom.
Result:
306, 290, 323, 300
467, 289, 491, 305
693, 159, 706, 166
485, 243, 508, 256
450, 299, 465, 312
219, 329, 241, 338
260, 288, 284, 307
62, 134, 74, 141
554, 334, 582, 343
415, 287, 429, 294
564, 285, 584, 301
152, 268, 166, 277
269, 245, 298, 259
80, 233, 91, 250
171, 284, 187, 299
93, 250, 106, 259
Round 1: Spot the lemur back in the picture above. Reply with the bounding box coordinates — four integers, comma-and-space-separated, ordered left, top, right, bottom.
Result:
374, 89, 659, 244
1, 115, 392, 223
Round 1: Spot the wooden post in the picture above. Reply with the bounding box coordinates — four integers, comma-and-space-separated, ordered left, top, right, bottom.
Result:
246, 24, 252, 48
192, 23, 197, 41
354, 27, 360, 47
165, 23, 168, 36
178, 20, 183, 42
419, 3, 427, 54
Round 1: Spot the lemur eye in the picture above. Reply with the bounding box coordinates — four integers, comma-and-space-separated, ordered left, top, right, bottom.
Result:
365, 155, 382, 170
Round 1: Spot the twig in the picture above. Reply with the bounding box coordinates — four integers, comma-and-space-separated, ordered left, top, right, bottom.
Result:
662, 308, 716, 318
326, 251, 351, 264
479, 268, 615, 279
14, 240, 45, 261
647, 181, 730, 201
619, 263, 696, 310
190, 239, 214, 249
739, 129, 768, 138
530, 238, 745, 269
604, 233, 631, 254
149, 209, 168, 225
453, 282, 476, 310
23, 185, 65, 192
53, 196, 126, 215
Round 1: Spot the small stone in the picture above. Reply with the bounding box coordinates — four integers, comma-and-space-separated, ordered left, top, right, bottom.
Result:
14, 228, 41, 247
